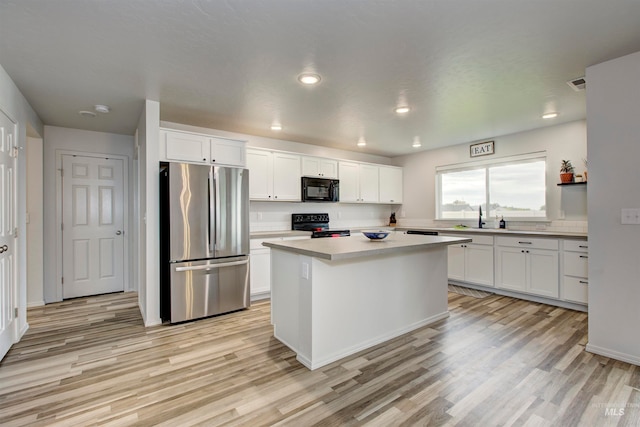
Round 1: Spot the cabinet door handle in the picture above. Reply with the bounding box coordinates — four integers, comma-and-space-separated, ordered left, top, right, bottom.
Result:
579, 255, 588, 259
579, 280, 589, 284
579, 245, 588, 248
518, 241, 532, 244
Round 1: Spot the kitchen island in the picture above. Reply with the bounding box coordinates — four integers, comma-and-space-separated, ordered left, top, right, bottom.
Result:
263, 232, 470, 370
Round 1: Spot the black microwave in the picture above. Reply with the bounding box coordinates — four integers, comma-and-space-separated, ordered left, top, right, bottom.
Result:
301, 177, 339, 202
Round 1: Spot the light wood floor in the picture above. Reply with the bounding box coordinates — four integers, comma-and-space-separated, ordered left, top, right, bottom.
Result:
1, 292, 639, 426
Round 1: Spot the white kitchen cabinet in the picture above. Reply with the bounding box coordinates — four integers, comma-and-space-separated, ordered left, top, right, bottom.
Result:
210, 137, 246, 167
338, 161, 379, 203
273, 153, 302, 200
250, 235, 311, 300
444, 234, 494, 286
163, 130, 209, 164
246, 149, 301, 201
301, 156, 338, 178
495, 236, 559, 298
378, 166, 403, 204
562, 239, 588, 304
161, 129, 246, 166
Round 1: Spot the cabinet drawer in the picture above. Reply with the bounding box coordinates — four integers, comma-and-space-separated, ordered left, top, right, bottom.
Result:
496, 236, 558, 250
441, 234, 494, 245
563, 240, 588, 252
564, 252, 588, 277
564, 276, 588, 304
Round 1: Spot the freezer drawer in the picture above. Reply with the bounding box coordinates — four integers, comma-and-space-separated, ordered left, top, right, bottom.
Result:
169, 256, 250, 323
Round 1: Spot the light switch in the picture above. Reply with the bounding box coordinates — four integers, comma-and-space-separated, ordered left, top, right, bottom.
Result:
301, 262, 309, 279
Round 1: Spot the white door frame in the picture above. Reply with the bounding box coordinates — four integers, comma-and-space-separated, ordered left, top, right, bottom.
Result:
54, 150, 130, 301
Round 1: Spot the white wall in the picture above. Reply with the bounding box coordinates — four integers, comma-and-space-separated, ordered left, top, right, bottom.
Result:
394, 121, 587, 231
0, 63, 44, 342
586, 51, 640, 365
161, 121, 395, 166
42, 126, 135, 303
26, 136, 44, 306
137, 100, 161, 326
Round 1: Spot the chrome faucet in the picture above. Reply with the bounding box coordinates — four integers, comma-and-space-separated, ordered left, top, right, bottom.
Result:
479, 206, 486, 228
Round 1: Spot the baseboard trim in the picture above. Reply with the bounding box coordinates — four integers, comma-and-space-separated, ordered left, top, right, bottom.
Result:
585, 343, 640, 366
27, 300, 45, 308
294, 311, 451, 371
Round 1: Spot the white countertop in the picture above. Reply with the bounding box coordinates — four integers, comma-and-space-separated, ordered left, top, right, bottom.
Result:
262, 232, 471, 261
250, 230, 312, 239
397, 226, 587, 239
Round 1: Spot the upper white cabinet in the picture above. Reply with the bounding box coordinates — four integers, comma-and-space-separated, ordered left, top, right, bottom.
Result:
163, 130, 209, 164
378, 166, 403, 204
495, 236, 559, 298
338, 161, 379, 203
160, 129, 246, 167
246, 149, 301, 201
210, 137, 246, 167
301, 156, 338, 178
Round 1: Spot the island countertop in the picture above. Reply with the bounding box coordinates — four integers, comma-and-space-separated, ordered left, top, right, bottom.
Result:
263, 232, 471, 261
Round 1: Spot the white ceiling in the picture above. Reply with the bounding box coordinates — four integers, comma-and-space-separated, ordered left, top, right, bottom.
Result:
2, 1, 640, 157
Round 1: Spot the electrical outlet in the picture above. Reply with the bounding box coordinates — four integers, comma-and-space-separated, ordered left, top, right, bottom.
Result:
301, 262, 309, 279
621, 208, 640, 224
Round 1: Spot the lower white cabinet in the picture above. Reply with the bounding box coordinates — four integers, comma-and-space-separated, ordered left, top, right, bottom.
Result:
250, 235, 310, 299
562, 239, 588, 304
495, 236, 559, 298
444, 234, 494, 286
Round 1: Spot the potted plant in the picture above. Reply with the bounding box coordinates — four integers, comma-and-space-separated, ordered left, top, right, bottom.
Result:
560, 160, 574, 183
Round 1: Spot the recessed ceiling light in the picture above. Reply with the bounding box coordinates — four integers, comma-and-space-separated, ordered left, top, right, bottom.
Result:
298, 73, 321, 85
412, 136, 422, 148
395, 106, 411, 114
79, 110, 96, 118
94, 104, 111, 114
357, 137, 366, 147
270, 124, 282, 131
542, 112, 558, 119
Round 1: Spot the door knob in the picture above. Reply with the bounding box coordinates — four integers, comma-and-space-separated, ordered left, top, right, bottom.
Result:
0, 245, 7, 253
116, 230, 123, 235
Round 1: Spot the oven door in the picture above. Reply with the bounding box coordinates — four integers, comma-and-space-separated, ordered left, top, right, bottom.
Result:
169, 256, 250, 323
302, 177, 339, 202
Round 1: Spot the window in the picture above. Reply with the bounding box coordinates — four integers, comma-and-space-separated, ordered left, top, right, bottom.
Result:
437, 154, 546, 220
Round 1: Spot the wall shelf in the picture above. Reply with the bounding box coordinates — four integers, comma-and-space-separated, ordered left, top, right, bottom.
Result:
557, 181, 587, 186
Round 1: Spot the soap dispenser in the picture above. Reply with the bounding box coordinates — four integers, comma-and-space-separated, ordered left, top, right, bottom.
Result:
499, 216, 506, 229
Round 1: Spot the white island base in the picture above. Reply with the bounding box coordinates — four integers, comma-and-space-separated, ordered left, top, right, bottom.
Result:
270, 243, 451, 370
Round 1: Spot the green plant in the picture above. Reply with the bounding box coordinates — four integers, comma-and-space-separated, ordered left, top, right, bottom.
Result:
560, 160, 574, 173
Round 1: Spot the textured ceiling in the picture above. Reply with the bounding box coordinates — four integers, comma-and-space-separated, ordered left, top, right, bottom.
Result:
2, 1, 640, 156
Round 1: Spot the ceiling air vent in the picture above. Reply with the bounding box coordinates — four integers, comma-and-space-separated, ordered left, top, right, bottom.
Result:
567, 77, 586, 91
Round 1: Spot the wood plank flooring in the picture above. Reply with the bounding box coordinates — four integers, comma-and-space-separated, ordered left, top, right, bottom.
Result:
1, 291, 639, 426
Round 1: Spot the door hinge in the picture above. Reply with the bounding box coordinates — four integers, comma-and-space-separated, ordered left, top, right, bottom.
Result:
60, 168, 64, 177
13, 228, 18, 238
61, 277, 64, 284
14, 307, 18, 318
61, 223, 64, 231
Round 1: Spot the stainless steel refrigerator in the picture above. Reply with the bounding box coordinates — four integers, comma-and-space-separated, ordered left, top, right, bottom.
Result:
159, 162, 250, 323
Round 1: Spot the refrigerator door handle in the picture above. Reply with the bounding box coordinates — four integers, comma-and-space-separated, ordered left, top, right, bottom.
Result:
208, 168, 215, 254
214, 167, 222, 253
175, 259, 249, 272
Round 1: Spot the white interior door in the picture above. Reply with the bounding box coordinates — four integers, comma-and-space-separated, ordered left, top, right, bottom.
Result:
62, 155, 125, 299
0, 109, 17, 361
